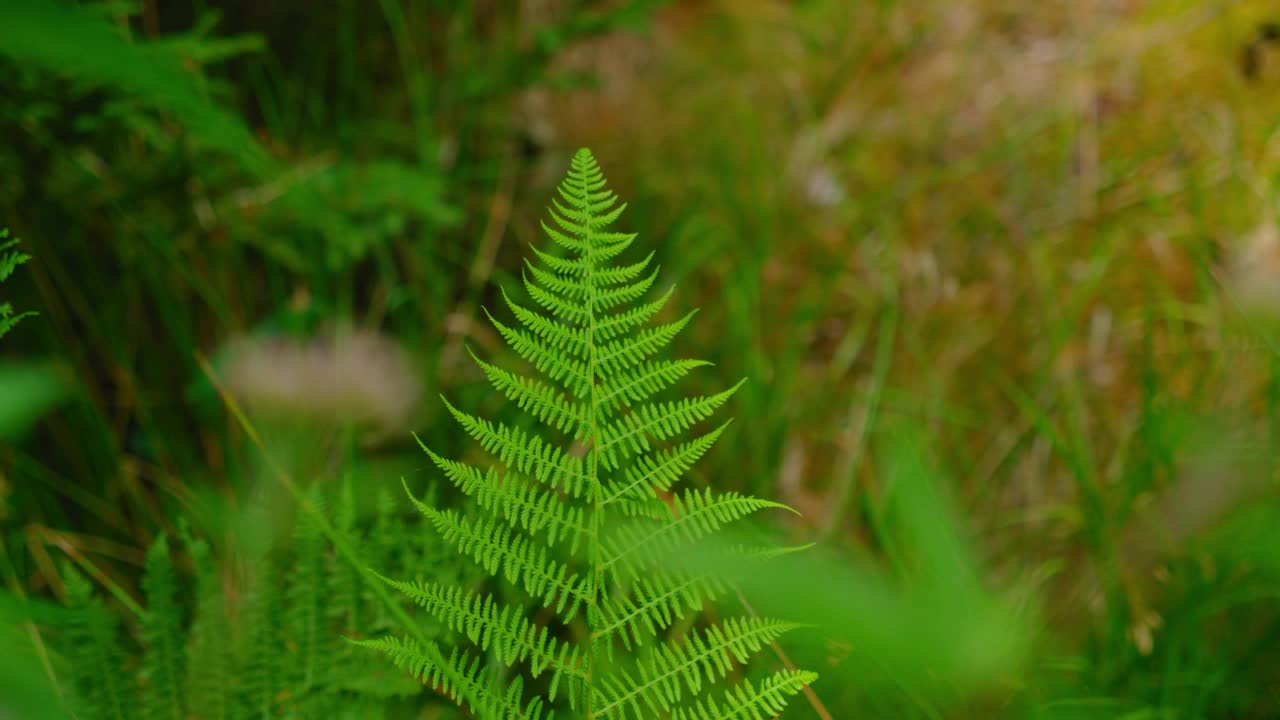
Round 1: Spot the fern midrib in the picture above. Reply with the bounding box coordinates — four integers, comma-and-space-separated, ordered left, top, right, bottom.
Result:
583, 152, 605, 720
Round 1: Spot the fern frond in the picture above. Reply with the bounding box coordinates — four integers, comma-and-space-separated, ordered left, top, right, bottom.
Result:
369, 148, 814, 718
62, 565, 134, 720
288, 488, 330, 697
241, 554, 287, 719
140, 536, 185, 720
181, 529, 236, 720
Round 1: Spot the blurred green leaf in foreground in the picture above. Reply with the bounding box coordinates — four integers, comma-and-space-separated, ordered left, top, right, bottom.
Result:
672, 424, 1033, 700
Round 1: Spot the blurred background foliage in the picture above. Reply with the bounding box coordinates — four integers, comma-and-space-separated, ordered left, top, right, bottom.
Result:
4, 0, 1280, 717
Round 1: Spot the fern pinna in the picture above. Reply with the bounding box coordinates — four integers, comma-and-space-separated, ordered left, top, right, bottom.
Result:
360, 149, 816, 719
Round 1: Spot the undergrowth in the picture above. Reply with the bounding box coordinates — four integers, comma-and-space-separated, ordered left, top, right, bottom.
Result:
5, 2, 1280, 718
46, 482, 474, 720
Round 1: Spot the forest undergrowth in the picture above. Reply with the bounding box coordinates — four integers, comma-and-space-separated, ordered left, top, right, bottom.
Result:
3, 1, 1280, 718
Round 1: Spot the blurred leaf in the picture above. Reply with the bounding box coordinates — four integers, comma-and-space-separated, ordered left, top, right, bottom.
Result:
673, 425, 1032, 695
0, 591, 73, 720
232, 159, 458, 272
0, 0, 271, 172
0, 362, 71, 441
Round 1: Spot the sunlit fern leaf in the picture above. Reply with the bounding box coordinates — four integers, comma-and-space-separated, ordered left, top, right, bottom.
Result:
361, 148, 815, 718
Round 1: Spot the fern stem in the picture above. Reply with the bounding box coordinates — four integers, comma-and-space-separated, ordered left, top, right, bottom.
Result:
582, 148, 605, 720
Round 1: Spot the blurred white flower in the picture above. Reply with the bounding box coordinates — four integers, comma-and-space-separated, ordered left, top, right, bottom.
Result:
219, 329, 421, 444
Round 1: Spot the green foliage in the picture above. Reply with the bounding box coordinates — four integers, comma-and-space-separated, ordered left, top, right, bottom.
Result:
286, 491, 331, 708
9, 1, 1280, 716
62, 564, 135, 720
0, 593, 73, 720
0, 228, 34, 340
43, 486, 467, 720
0, 227, 68, 440
0, 0, 269, 170
0, 361, 68, 441
245, 160, 460, 272
140, 537, 185, 720
672, 426, 1032, 704
359, 149, 816, 718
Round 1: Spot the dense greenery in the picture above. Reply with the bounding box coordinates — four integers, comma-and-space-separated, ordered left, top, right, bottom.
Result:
4, 1, 1280, 718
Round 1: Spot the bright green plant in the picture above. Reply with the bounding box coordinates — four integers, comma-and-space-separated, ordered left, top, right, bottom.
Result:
359, 149, 817, 718
0, 228, 34, 339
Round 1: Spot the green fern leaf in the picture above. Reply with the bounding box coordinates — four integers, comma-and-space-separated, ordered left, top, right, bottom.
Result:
240, 553, 288, 719
141, 536, 186, 720
365, 148, 814, 718
181, 529, 237, 720
61, 564, 134, 720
